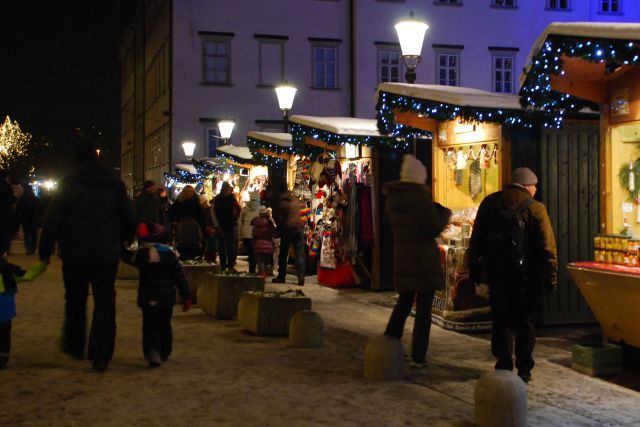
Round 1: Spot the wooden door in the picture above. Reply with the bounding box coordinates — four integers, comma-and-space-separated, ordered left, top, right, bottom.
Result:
539, 122, 599, 324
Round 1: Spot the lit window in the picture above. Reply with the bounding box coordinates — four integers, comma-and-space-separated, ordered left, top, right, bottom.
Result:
492, 54, 514, 93
201, 33, 233, 84
600, 0, 620, 13
492, 0, 516, 7
378, 47, 403, 84
437, 52, 459, 86
546, 0, 570, 10
312, 45, 338, 89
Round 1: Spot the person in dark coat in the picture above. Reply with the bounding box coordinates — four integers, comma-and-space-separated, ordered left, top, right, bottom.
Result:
468, 167, 557, 383
15, 183, 43, 255
38, 141, 136, 372
269, 188, 306, 286
134, 180, 163, 224
169, 185, 206, 230
383, 154, 451, 368
121, 223, 191, 368
251, 206, 278, 277
0, 171, 16, 254
212, 182, 241, 272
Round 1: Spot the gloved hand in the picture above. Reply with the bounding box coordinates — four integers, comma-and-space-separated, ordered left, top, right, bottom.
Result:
182, 298, 192, 312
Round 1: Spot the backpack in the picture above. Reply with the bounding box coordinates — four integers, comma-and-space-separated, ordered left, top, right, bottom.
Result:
490, 196, 535, 274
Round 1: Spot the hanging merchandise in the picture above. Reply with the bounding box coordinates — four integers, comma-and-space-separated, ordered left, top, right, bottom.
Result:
455, 148, 466, 186
469, 159, 482, 199
630, 161, 636, 193
491, 143, 499, 165
446, 148, 457, 171
319, 231, 336, 269
479, 144, 491, 169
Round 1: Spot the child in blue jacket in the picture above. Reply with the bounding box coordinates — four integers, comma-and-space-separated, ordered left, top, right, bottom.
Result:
0, 255, 47, 369
121, 223, 191, 368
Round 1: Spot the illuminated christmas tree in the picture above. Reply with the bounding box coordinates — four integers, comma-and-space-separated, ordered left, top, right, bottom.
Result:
0, 115, 31, 170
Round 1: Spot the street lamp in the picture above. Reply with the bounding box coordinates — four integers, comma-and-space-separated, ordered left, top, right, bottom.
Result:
182, 141, 196, 160
275, 81, 297, 132
217, 119, 235, 145
395, 11, 428, 84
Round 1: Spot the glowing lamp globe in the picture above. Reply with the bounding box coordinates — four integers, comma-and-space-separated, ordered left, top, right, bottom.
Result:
182, 141, 196, 158
218, 120, 235, 139
395, 12, 428, 58
275, 83, 297, 111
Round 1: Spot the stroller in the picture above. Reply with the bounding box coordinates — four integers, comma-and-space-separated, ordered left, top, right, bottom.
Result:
174, 217, 203, 260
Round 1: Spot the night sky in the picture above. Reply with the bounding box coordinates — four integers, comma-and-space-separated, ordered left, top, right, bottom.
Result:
0, 1, 137, 177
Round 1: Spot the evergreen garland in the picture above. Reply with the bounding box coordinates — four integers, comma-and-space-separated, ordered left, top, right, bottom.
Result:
376, 90, 534, 137
521, 35, 640, 127
247, 136, 292, 166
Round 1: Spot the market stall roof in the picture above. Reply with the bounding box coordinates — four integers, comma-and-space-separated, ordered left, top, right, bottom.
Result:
216, 143, 256, 166
175, 163, 198, 174
290, 115, 383, 137
289, 115, 392, 155
376, 82, 532, 136
246, 131, 293, 165
520, 22, 640, 127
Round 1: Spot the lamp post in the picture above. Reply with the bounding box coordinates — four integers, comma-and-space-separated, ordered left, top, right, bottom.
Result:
182, 141, 196, 160
275, 81, 297, 132
395, 11, 428, 84
217, 119, 235, 146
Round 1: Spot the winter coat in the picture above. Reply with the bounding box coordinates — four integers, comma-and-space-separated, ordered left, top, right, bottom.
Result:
134, 190, 163, 224
213, 194, 241, 229
169, 196, 206, 229
239, 195, 260, 239
16, 186, 42, 227
468, 184, 558, 287
251, 216, 278, 255
121, 243, 191, 308
270, 191, 304, 231
382, 181, 452, 293
38, 161, 136, 264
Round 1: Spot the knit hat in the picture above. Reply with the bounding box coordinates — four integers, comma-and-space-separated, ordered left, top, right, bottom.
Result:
511, 167, 538, 186
259, 206, 268, 215
137, 222, 168, 243
399, 154, 427, 184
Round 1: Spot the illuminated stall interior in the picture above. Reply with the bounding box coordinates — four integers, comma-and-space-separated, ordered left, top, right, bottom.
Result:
246, 131, 295, 190
288, 115, 386, 288
216, 144, 268, 203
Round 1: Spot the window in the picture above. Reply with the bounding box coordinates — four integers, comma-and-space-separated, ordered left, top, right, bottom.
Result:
255, 35, 288, 86
310, 40, 339, 89
206, 127, 222, 156
435, 0, 462, 4
491, 0, 516, 7
436, 52, 460, 86
492, 54, 515, 93
546, 0, 570, 10
600, 0, 621, 13
377, 45, 403, 84
255, 120, 284, 133
200, 32, 233, 84
144, 123, 170, 177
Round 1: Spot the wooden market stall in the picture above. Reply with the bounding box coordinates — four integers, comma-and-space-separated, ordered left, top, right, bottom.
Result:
376, 82, 542, 331
216, 144, 268, 202
288, 115, 390, 289
246, 131, 296, 191
521, 22, 640, 347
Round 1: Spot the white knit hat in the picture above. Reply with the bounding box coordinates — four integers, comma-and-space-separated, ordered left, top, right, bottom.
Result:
399, 154, 427, 184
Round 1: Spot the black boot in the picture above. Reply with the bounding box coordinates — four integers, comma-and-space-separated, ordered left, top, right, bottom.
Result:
272, 276, 286, 284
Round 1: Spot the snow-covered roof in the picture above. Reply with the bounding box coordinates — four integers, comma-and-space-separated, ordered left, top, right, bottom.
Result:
216, 144, 253, 160
523, 22, 640, 83
377, 82, 522, 111
246, 132, 292, 148
175, 163, 197, 174
289, 115, 383, 137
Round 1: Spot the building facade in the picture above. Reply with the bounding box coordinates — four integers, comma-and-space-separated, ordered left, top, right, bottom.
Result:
120, 0, 640, 189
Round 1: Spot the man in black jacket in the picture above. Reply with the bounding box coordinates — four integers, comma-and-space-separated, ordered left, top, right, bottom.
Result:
39, 141, 136, 372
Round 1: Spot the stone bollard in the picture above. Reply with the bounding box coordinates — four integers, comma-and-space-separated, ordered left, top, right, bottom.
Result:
475, 370, 527, 427
288, 310, 324, 348
364, 334, 404, 381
